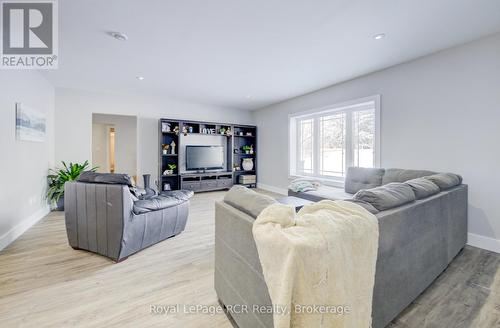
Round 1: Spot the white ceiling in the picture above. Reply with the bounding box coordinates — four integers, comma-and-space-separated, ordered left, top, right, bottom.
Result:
43, 0, 500, 110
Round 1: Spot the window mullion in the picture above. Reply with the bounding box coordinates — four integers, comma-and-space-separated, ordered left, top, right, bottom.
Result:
294, 118, 300, 175
345, 111, 353, 173
313, 117, 321, 176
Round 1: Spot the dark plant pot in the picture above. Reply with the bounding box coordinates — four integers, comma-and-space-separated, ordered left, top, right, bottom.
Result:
56, 196, 65, 211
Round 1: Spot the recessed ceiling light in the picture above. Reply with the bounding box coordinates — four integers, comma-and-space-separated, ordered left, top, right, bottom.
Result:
136, 76, 144, 81
110, 32, 128, 41
373, 33, 386, 40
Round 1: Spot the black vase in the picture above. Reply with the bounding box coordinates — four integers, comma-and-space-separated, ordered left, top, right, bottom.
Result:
143, 174, 151, 189
142, 174, 156, 199
56, 196, 65, 211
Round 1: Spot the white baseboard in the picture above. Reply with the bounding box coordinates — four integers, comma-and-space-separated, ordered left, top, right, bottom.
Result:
467, 233, 500, 254
0, 206, 50, 251
257, 183, 288, 195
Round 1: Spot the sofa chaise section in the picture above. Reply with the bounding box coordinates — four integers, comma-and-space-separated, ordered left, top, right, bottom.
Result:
288, 167, 437, 201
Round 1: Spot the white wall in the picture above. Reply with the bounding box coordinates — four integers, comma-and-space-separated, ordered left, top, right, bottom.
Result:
92, 114, 138, 178
253, 32, 500, 251
91, 123, 109, 172
55, 88, 253, 188
0, 71, 55, 250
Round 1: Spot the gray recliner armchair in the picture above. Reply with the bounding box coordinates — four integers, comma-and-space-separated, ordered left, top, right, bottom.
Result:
64, 172, 193, 262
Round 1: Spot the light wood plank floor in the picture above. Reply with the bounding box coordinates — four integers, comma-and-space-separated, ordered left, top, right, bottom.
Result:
0, 190, 499, 327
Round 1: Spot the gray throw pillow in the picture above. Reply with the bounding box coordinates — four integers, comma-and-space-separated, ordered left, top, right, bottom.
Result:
404, 178, 440, 199
382, 168, 436, 185
224, 185, 277, 218
424, 173, 462, 190
344, 167, 385, 194
353, 182, 416, 211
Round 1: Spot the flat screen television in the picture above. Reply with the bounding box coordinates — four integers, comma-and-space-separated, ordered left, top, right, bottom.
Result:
186, 145, 224, 171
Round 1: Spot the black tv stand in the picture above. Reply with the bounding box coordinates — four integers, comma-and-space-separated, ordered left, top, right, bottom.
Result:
180, 171, 233, 192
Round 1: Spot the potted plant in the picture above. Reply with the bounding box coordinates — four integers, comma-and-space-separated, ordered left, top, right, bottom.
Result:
47, 161, 97, 211
164, 163, 177, 175
242, 145, 252, 154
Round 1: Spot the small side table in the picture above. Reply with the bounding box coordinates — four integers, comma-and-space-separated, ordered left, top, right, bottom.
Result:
277, 196, 314, 212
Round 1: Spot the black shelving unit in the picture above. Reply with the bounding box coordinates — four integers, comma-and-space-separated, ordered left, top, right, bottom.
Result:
158, 119, 257, 192
159, 119, 181, 191
232, 124, 257, 188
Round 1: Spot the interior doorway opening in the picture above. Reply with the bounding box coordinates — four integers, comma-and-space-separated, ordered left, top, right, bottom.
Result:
91, 113, 138, 183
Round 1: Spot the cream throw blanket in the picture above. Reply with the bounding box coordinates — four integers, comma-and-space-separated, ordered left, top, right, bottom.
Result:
252, 200, 379, 328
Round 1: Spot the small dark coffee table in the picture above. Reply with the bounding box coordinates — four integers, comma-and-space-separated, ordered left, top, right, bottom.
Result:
277, 196, 314, 211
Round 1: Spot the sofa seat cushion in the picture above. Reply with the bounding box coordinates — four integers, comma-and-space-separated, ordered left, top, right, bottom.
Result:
78, 171, 133, 186
345, 167, 385, 194
382, 168, 436, 185
404, 178, 440, 199
160, 190, 194, 201
224, 185, 277, 218
354, 182, 416, 211
424, 173, 462, 190
305, 186, 353, 201
133, 190, 193, 215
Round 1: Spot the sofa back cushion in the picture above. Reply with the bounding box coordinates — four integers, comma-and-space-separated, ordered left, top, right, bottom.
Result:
345, 167, 385, 194
353, 182, 416, 211
77, 171, 133, 186
424, 173, 463, 190
344, 199, 380, 214
382, 168, 435, 185
224, 185, 277, 218
404, 178, 440, 199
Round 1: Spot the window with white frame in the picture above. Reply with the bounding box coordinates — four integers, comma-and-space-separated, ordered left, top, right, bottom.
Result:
289, 96, 380, 182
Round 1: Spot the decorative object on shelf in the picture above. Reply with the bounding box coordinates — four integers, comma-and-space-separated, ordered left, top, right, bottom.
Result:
246, 132, 253, 136
47, 160, 97, 211
202, 127, 216, 134
161, 122, 171, 132
239, 174, 256, 185
164, 163, 177, 175
163, 183, 171, 191
239, 131, 244, 136
233, 163, 241, 171
162, 144, 170, 155
242, 158, 254, 171
170, 140, 176, 154
234, 148, 240, 154
182, 126, 188, 136
225, 127, 232, 136
173, 125, 180, 135
188, 126, 194, 133
219, 127, 226, 135
16, 103, 46, 142
242, 145, 252, 154
250, 145, 254, 154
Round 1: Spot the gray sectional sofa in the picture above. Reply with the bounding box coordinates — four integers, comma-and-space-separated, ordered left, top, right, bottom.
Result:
215, 168, 468, 328
64, 172, 193, 262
